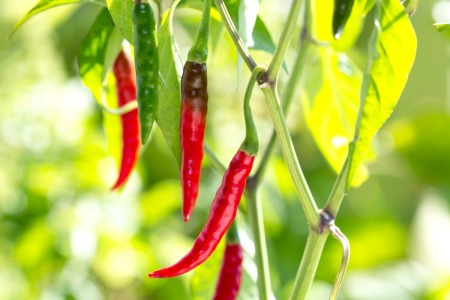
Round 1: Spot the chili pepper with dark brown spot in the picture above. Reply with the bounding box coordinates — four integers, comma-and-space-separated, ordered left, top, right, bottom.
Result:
180, 0, 211, 222
181, 61, 208, 221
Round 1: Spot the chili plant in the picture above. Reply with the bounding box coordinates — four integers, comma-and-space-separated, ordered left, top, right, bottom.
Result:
10, 0, 417, 299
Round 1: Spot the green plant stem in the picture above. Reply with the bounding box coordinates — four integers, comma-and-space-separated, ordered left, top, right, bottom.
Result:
213, 0, 257, 71
324, 142, 353, 217
187, 0, 211, 63
242, 66, 266, 155
253, 33, 311, 182
267, 0, 304, 81
290, 229, 329, 300
260, 86, 319, 227
245, 187, 272, 300
329, 224, 350, 300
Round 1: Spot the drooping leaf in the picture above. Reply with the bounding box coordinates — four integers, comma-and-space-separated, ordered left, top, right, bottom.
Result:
156, 0, 183, 167
346, 0, 417, 187
301, 47, 370, 186
106, 0, 135, 45
10, 0, 106, 37
251, 17, 276, 54
78, 8, 123, 103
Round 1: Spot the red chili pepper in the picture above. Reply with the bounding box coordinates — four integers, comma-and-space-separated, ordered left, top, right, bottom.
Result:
213, 223, 243, 300
180, 0, 211, 222
148, 66, 264, 278
213, 243, 243, 300
111, 50, 140, 190
181, 61, 208, 221
149, 150, 254, 277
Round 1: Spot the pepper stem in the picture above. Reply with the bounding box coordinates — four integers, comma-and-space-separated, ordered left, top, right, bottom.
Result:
240, 66, 266, 156
187, 0, 211, 64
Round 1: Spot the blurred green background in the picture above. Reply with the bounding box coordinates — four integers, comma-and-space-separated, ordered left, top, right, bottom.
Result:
1, 0, 450, 299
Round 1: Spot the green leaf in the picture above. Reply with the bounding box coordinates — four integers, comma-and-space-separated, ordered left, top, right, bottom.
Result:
106, 0, 134, 45
10, 0, 106, 37
156, 0, 183, 167
78, 8, 123, 103
346, 0, 417, 187
251, 17, 276, 54
301, 47, 369, 186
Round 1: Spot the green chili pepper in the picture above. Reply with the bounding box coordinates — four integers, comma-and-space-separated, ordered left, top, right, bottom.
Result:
332, 0, 354, 40
132, 0, 159, 144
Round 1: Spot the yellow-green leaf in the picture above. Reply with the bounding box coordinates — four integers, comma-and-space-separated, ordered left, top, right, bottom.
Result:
346, 0, 417, 187
301, 47, 369, 186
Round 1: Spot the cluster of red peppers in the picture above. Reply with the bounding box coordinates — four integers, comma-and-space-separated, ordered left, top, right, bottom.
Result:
109, 0, 262, 297
148, 0, 253, 294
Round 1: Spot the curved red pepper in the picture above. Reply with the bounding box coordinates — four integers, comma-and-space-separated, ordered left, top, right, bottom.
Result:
149, 150, 254, 278
111, 50, 140, 190
213, 242, 243, 300
181, 61, 208, 221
